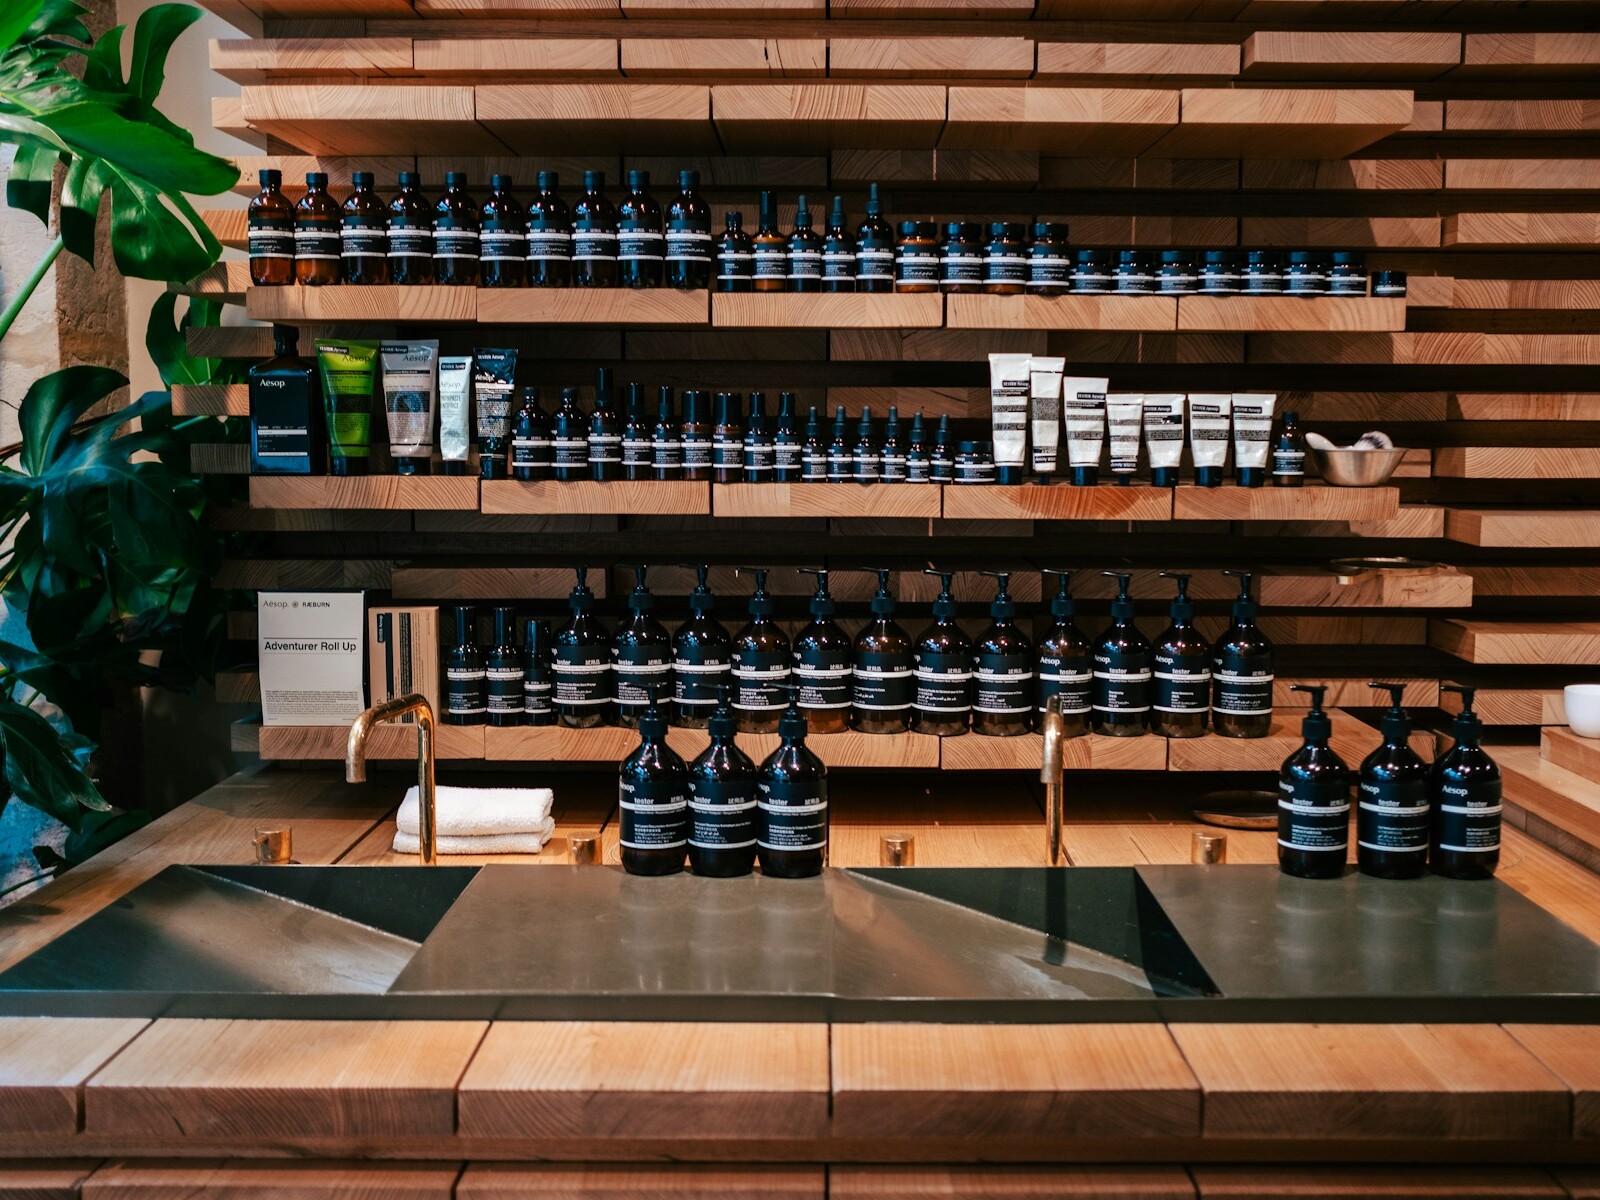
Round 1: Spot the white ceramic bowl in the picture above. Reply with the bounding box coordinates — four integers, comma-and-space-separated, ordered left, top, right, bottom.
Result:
1566, 683, 1600, 739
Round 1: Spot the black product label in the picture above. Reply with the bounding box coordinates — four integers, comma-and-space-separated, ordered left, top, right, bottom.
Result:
513, 434, 551, 469
789, 246, 822, 281
433, 218, 479, 260
931, 450, 954, 482
388, 217, 432, 259
553, 434, 589, 469
732, 646, 790, 713
1213, 654, 1274, 715
1357, 778, 1430, 855
572, 220, 616, 262
340, 218, 386, 260
588, 430, 622, 466
653, 434, 682, 471
881, 450, 907, 481
552, 643, 610, 707
688, 775, 758, 850
717, 247, 753, 283
487, 663, 524, 715
915, 650, 972, 715
744, 436, 775, 476
827, 448, 851, 481
794, 647, 852, 712
1154, 651, 1211, 715
857, 238, 894, 282
250, 375, 312, 467
1273, 449, 1306, 477
1093, 651, 1153, 714
802, 448, 827, 481
986, 249, 1028, 284
293, 225, 340, 261
622, 434, 653, 470
524, 671, 553, 717
1434, 778, 1502, 854
1029, 251, 1069, 287
758, 775, 828, 852
906, 454, 930, 483
853, 449, 880, 482
753, 244, 788, 280
1037, 654, 1091, 715
674, 653, 730, 710
974, 651, 1033, 715
1278, 776, 1351, 853
666, 219, 711, 264
618, 220, 664, 264
896, 244, 940, 285
613, 644, 671, 707
681, 434, 712, 469
824, 246, 856, 280
1159, 270, 1198, 294
853, 650, 913, 714
1073, 268, 1112, 293
526, 223, 571, 262
712, 432, 742, 471
480, 219, 527, 261
248, 219, 293, 260
773, 439, 802, 472
619, 776, 688, 850
446, 665, 486, 718
941, 246, 984, 285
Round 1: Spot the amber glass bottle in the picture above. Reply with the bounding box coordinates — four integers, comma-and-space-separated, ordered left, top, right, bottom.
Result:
715, 212, 754, 293
247, 169, 294, 286
752, 191, 788, 293
386, 172, 433, 286
665, 169, 712, 291
479, 174, 527, 289
339, 171, 388, 285
432, 172, 479, 286
572, 170, 618, 288
525, 171, 570, 289
293, 173, 341, 286
787, 194, 824, 294
617, 169, 664, 289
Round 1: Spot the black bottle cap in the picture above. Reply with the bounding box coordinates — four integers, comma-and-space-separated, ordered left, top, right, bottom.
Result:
1203, 249, 1238, 265
594, 366, 614, 410
1224, 570, 1257, 620
707, 684, 735, 738
1160, 249, 1190, 265
883, 405, 900, 435
1371, 681, 1410, 743
924, 569, 958, 619
259, 169, 281, 187
479, 453, 504, 481
909, 411, 924, 443
944, 220, 980, 242
518, 384, 542, 408
1247, 249, 1275, 265
491, 173, 514, 190
395, 456, 427, 476
759, 190, 776, 224
795, 194, 812, 225
353, 171, 377, 188
625, 381, 647, 420
398, 171, 420, 188
1291, 684, 1331, 741
778, 391, 797, 418
679, 169, 698, 190
524, 617, 550, 656
934, 413, 950, 443
799, 568, 834, 617
493, 606, 516, 645
1044, 569, 1075, 619
1193, 465, 1221, 487
568, 566, 594, 613
657, 385, 675, 422
830, 195, 847, 226
682, 389, 704, 423
583, 170, 604, 190
898, 219, 936, 239
1151, 466, 1178, 487
306, 172, 329, 188
996, 465, 1021, 485
445, 171, 466, 188
1282, 410, 1300, 425
1071, 465, 1099, 486
865, 182, 882, 216
628, 168, 649, 191
804, 406, 819, 437
741, 568, 773, 616
627, 564, 653, 612
1032, 221, 1069, 240
271, 323, 298, 355
1332, 251, 1364, 266
1076, 248, 1109, 265
689, 564, 715, 613
452, 605, 475, 646
1103, 571, 1135, 620
1161, 572, 1193, 623
537, 170, 559, 190
638, 683, 669, 739
1288, 250, 1317, 265
832, 406, 848, 435
868, 569, 895, 616
778, 683, 807, 740
1442, 684, 1482, 742
1237, 466, 1265, 487
980, 571, 1014, 621
856, 407, 873, 437
330, 455, 367, 477
749, 391, 768, 420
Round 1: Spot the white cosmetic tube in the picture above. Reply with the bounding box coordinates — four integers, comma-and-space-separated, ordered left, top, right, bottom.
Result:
1231, 392, 1277, 487
1027, 355, 1065, 479
438, 355, 473, 475
1188, 393, 1231, 487
1107, 393, 1144, 486
987, 352, 1032, 484
1062, 376, 1109, 486
1142, 393, 1185, 487
380, 339, 439, 475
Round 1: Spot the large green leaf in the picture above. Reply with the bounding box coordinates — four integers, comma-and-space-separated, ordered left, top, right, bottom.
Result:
127, 4, 197, 105
57, 155, 109, 263
0, 696, 108, 828
78, 18, 123, 93
0, 0, 49, 55
5, 141, 57, 223
35, 102, 236, 196
108, 171, 222, 280
17, 365, 127, 475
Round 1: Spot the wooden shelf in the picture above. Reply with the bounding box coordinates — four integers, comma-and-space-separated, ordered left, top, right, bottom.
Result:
238, 84, 502, 155
711, 83, 947, 152
666, 729, 942, 769
712, 292, 942, 329
1173, 486, 1401, 523
1176, 296, 1406, 333
479, 287, 709, 326
941, 86, 1177, 156
1500, 746, 1600, 853
1240, 31, 1461, 82
258, 723, 486, 760
1257, 566, 1473, 610
245, 285, 478, 323
939, 731, 1167, 771
1143, 88, 1415, 159
713, 482, 940, 519
172, 383, 247, 417
476, 84, 715, 154
1434, 448, 1600, 480
946, 293, 1176, 331
481, 479, 710, 515
1445, 509, 1600, 548
248, 475, 480, 510
942, 484, 1172, 522
1543, 727, 1600, 787
1443, 685, 1568, 727
1430, 619, 1600, 666
1444, 212, 1600, 250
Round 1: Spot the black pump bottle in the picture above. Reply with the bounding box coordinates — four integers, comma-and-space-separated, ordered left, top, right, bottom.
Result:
1357, 682, 1430, 879
972, 571, 1034, 736
613, 565, 672, 729
1278, 683, 1351, 879
852, 569, 915, 734
552, 567, 612, 727
486, 606, 524, 727
912, 569, 972, 737
792, 568, 853, 735
1092, 572, 1152, 737
758, 685, 830, 878
652, 386, 681, 480
687, 686, 759, 878
673, 565, 731, 730
1430, 684, 1502, 879
1212, 569, 1274, 738
619, 684, 688, 876
1036, 570, 1091, 739
445, 605, 486, 726
1151, 572, 1210, 739
731, 568, 791, 734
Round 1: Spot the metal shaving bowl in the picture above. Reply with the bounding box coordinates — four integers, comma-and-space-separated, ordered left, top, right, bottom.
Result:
1310, 446, 1408, 487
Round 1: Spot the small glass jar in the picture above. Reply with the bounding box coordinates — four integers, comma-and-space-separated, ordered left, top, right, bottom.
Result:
984, 222, 1028, 295
895, 221, 941, 293
1072, 249, 1113, 294
1158, 250, 1197, 294
1027, 222, 1071, 296
1199, 250, 1240, 295
953, 441, 995, 484
941, 221, 985, 294
1115, 249, 1156, 294
1372, 269, 1407, 298
1242, 250, 1282, 295
1328, 251, 1368, 297
1284, 251, 1327, 296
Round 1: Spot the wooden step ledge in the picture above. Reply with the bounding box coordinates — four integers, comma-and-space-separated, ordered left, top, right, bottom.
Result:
246, 285, 478, 323
1146, 88, 1415, 159
476, 84, 716, 155
713, 482, 941, 519
942, 86, 1178, 156
1434, 447, 1600, 480
712, 292, 943, 329
0, 1017, 150, 1137
1500, 746, 1600, 856
1445, 212, 1600, 249
482, 480, 711, 515
1445, 509, 1600, 548
1542, 727, 1600, 787
1173, 486, 1400, 523
1430, 620, 1600, 667
942, 484, 1171, 521
238, 85, 503, 156
712, 83, 947, 152
1241, 31, 1461, 81
248, 475, 480, 510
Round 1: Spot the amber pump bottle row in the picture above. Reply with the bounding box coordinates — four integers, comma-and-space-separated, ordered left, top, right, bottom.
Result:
438, 567, 1275, 741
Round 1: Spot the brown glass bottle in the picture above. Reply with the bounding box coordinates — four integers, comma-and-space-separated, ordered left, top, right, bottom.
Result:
433, 172, 479, 286
479, 174, 527, 289
386, 172, 433, 286
247, 168, 294, 286
731, 569, 791, 735
293, 172, 341, 286
752, 190, 788, 293
617, 169, 664, 290
665, 169, 712, 291
715, 212, 754, 293
854, 182, 893, 294
787, 194, 824, 294
572, 170, 618, 288
339, 171, 388, 285
525, 171, 571, 289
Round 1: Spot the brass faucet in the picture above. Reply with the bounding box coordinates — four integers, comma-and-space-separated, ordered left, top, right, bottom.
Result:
1039, 693, 1067, 866
347, 693, 437, 866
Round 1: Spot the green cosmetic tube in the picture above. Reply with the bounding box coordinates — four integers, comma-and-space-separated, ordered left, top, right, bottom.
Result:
315, 339, 379, 475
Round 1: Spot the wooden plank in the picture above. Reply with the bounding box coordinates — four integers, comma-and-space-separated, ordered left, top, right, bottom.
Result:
1249, 332, 1600, 367
0, 1019, 149, 1137
1178, 296, 1405, 333
458, 1165, 825, 1200
1444, 159, 1600, 190
1444, 509, 1600, 548
171, 260, 250, 299
831, 1167, 1194, 1200
712, 292, 942, 329
1170, 1024, 1570, 1140
1446, 279, 1600, 309
1445, 99, 1600, 135
476, 84, 714, 154
202, 207, 247, 249
1257, 566, 1471, 609
1241, 215, 1439, 248
623, 0, 822, 12
486, 724, 637, 762
1444, 212, 1600, 249
1146, 88, 1414, 159
1035, 41, 1239, 81
248, 475, 480, 510
85, 1019, 487, 1140
1504, 1025, 1600, 1140
1459, 33, 1600, 78
191, 444, 250, 475
0, 1161, 99, 1199
1241, 30, 1460, 80
829, 37, 1033, 79
1558, 1169, 1600, 1199
940, 732, 1168, 771
1192, 1165, 1565, 1197
1173, 486, 1399, 523
212, 95, 261, 145
1434, 447, 1600, 479
1443, 688, 1566, 727
246, 284, 478, 323
412, 38, 619, 77
238, 85, 503, 156
1542, 727, 1600, 787
173, 384, 248, 417
941, 87, 1177, 156
210, 36, 412, 83
482, 480, 710, 515
413, 0, 618, 13
478, 287, 707, 326
257, 723, 487, 760
942, 486, 1171, 521
457, 1022, 830, 1140
831, 1024, 1199, 1139
832, 148, 1039, 186
1498, 746, 1600, 855
82, 1161, 461, 1198
713, 84, 946, 152
1430, 620, 1600, 666
1242, 158, 1441, 191
392, 565, 605, 600
620, 39, 825, 78
830, 0, 1035, 15
945, 294, 1176, 331
713, 483, 941, 519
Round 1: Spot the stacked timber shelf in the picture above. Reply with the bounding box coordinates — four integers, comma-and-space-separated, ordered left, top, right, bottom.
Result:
186, 0, 1600, 798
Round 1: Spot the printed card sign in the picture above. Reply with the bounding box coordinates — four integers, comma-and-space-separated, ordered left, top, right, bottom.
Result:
258, 590, 365, 726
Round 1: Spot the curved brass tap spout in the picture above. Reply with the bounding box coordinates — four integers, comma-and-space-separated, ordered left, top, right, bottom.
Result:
347, 693, 437, 865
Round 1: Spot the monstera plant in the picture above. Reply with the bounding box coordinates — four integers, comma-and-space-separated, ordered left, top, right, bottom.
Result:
0, 0, 239, 848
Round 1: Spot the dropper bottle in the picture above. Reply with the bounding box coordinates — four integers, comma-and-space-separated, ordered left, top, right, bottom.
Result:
1211, 570, 1274, 738
773, 392, 801, 482
619, 684, 689, 876
552, 566, 612, 728
827, 406, 852, 482
1037, 570, 1091, 739
757, 684, 830, 878
744, 391, 774, 482
679, 390, 712, 481
731, 568, 791, 734
912, 569, 972, 737
652, 386, 681, 480
1278, 683, 1351, 879
612, 565, 672, 729
972, 571, 1035, 736
522, 617, 554, 726
551, 387, 588, 483
793, 568, 853, 735
854, 182, 894, 294
851, 569, 915, 734
880, 406, 906, 483
1151, 571, 1211, 739
1092, 572, 1152, 737
905, 412, 930, 482
1430, 684, 1502, 879
621, 382, 652, 482
788, 194, 823, 293
931, 413, 955, 483
672, 564, 732, 730
822, 195, 857, 294
687, 685, 759, 878
801, 406, 827, 481
588, 366, 621, 482
1357, 681, 1430, 880
853, 407, 880, 483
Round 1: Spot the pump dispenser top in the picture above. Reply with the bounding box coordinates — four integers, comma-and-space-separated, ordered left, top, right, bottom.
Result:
981, 570, 1015, 620
1160, 571, 1194, 623
636, 682, 669, 740
798, 567, 835, 616
1104, 571, 1136, 620
626, 564, 653, 611
739, 567, 774, 616
689, 564, 715, 612
1443, 684, 1483, 743
1225, 569, 1257, 619
1292, 683, 1332, 741
867, 568, 896, 615
568, 566, 595, 612
777, 682, 807, 740
1372, 681, 1410, 741
925, 568, 958, 619
1044, 569, 1076, 619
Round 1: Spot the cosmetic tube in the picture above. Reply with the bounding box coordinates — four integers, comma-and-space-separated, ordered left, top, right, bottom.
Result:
1142, 393, 1185, 487
315, 339, 378, 476
380, 339, 438, 475
1188, 393, 1231, 486
1062, 376, 1108, 486
987, 352, 1031, 485
1231, 392, 1277, 487
438, 355, 473, 475
472, 348, 519, 480
1107, 394, 1144, 485
1028, 355, 1065, 480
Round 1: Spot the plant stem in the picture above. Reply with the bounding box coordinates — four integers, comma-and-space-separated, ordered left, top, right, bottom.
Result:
0, 235, 64, 344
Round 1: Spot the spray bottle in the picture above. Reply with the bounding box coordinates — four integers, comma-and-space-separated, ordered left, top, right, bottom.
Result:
972, 571, 1034, 736
1151, 572, 1210, 739
793, 568, 853, 734
1037, 570, 1090, 739
1430, 685, 1502, 879
1357, 682, 1430, 879
912, 569, 972, 737
1278, 683, 1351, 879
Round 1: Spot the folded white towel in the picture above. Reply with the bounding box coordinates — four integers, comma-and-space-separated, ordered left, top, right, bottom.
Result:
397, 785, 553, 838
392, 816, 556, 857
